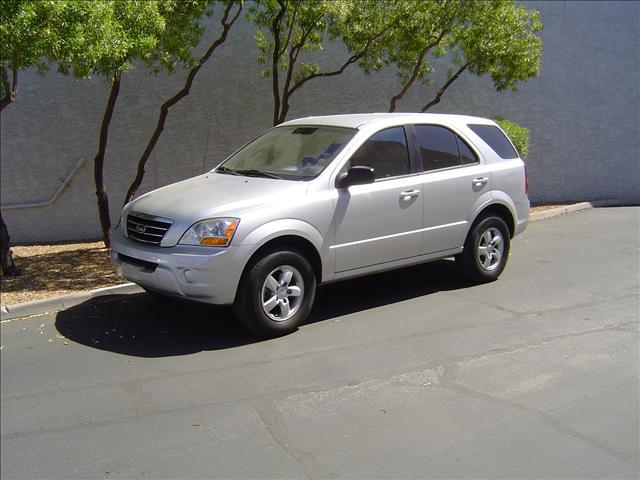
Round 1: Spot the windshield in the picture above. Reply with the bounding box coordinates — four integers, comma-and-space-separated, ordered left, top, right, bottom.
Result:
217, 125, 356, 180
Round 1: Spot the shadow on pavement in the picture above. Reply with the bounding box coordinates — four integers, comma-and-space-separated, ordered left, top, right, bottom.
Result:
55, 259, 472, 357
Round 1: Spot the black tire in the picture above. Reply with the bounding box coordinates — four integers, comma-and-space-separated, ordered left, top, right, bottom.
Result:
233, 248, 316, 337
456, 216, 511, 283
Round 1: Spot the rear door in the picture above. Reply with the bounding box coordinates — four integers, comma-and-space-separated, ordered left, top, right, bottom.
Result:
410, 124, 492, 254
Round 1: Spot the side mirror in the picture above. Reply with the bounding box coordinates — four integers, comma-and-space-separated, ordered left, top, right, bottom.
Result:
336, 166, 375, 188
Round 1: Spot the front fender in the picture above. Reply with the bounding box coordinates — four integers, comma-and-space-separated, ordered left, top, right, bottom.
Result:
239, 218, 334, 282
240, 218, 325, 251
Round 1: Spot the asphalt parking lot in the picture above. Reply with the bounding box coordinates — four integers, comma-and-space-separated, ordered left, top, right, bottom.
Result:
1, 207, 639, 479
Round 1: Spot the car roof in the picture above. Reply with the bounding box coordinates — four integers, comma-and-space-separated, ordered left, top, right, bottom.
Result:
279, 112, 495, 129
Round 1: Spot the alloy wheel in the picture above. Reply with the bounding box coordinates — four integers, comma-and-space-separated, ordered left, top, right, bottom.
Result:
261, 265, 304, 321
477, 227, 504, 271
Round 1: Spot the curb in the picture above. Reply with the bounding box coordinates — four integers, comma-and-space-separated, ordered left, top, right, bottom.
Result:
529, 200, 623, 222
1, 283, 143, 322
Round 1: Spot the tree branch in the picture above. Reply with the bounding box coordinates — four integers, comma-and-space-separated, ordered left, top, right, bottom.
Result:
282, 25, 310, 99
279, 2, 298, 58
388, 30, 447, 112
123, 1, 243, 205
287, 25, 390, 99
420, 62, 468, 111
277, 22, 316, 124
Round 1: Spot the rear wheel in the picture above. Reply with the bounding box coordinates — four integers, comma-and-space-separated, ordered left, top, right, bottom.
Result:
233, 249, 316, 337
457, 216, 510, 283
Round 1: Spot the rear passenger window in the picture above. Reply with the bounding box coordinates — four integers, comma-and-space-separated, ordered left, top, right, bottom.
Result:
468, 124, 518, 159
349, 127, 410, 179
415, 125, 477, 171
457, 137, 478, 165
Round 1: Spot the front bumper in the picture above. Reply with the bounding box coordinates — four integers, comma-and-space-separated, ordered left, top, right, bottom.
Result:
110, 228, 252, 305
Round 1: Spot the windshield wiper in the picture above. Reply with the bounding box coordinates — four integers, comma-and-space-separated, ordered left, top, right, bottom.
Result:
216, 166, 242, 176
233, 169, 282, 179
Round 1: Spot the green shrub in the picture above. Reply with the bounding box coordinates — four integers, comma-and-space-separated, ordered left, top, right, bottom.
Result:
491, 116, 530, 160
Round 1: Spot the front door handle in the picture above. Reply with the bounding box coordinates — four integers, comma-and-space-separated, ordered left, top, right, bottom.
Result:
473, 177, 489, 187
400, 189, 420, 200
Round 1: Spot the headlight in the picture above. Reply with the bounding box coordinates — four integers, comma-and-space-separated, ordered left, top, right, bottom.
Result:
179, 218, 239, 247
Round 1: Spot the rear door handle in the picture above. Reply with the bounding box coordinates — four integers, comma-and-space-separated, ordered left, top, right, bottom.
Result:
400, 189, 420, 200
473, 177, 489, 187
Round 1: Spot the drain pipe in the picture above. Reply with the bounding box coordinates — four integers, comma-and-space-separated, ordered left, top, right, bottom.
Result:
1, 157, 86, 210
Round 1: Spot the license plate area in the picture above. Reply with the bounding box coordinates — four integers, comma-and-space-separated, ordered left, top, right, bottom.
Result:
118, 253, 158, 273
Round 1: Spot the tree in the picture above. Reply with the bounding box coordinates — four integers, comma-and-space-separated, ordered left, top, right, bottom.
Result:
378, 0, 460, 113
0, 1, 52, 111
123, 0, 243, 206
379, 0, 542, 112
248, 0, 397, 125
50, 0, 216, 248
0, 0, 61, 275
0, 212, 17, 276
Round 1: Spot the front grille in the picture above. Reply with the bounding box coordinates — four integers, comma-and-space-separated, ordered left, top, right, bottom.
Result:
126, 213, 172, 246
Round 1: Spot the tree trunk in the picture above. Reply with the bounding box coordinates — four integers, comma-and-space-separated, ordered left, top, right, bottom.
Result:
421, 63, 468, 112
0, 212, 18, 276
0, 64, 16, 112
387, 40, 438, 113
1, 66, 19, 275
271, 1, 287, 126
277, 95, 290, 125
123, 1, 242, 206
94, 74, 122, 249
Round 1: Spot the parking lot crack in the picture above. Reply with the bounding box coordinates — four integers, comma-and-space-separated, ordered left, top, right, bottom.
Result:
437, 381, 633, 463
251, 397, 340, 480
547, 377, 638, 413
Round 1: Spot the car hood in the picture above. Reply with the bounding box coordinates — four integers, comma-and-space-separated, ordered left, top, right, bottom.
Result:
125, 173, 308, 240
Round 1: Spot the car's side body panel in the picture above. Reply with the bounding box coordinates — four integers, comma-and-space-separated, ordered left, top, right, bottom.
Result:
111, 113, 529, 306
331, 174, 424, 273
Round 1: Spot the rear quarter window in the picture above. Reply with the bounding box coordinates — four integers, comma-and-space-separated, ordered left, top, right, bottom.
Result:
468, 124, 519, 159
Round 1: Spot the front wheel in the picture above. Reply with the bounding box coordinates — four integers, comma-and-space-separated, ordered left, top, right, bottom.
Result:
456, 216, 511, 283
233, 249, 316, 337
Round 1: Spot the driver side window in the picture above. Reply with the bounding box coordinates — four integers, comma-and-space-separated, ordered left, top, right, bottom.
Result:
348, 127, 410, 180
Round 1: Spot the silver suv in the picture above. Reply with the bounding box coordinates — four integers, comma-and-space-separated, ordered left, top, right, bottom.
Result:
111, 113, 529, 336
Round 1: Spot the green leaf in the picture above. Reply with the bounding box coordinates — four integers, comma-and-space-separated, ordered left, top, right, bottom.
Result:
1, 0, 215, 82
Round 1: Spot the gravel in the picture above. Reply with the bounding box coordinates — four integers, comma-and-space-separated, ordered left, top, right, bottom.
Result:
1, 241, 124, 307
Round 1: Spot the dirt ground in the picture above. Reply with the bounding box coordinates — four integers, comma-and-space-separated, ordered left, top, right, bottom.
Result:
1, 242, 122, 307
0, 204, 568, 307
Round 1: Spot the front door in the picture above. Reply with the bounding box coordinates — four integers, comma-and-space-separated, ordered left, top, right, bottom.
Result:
332, 126, 423, 273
